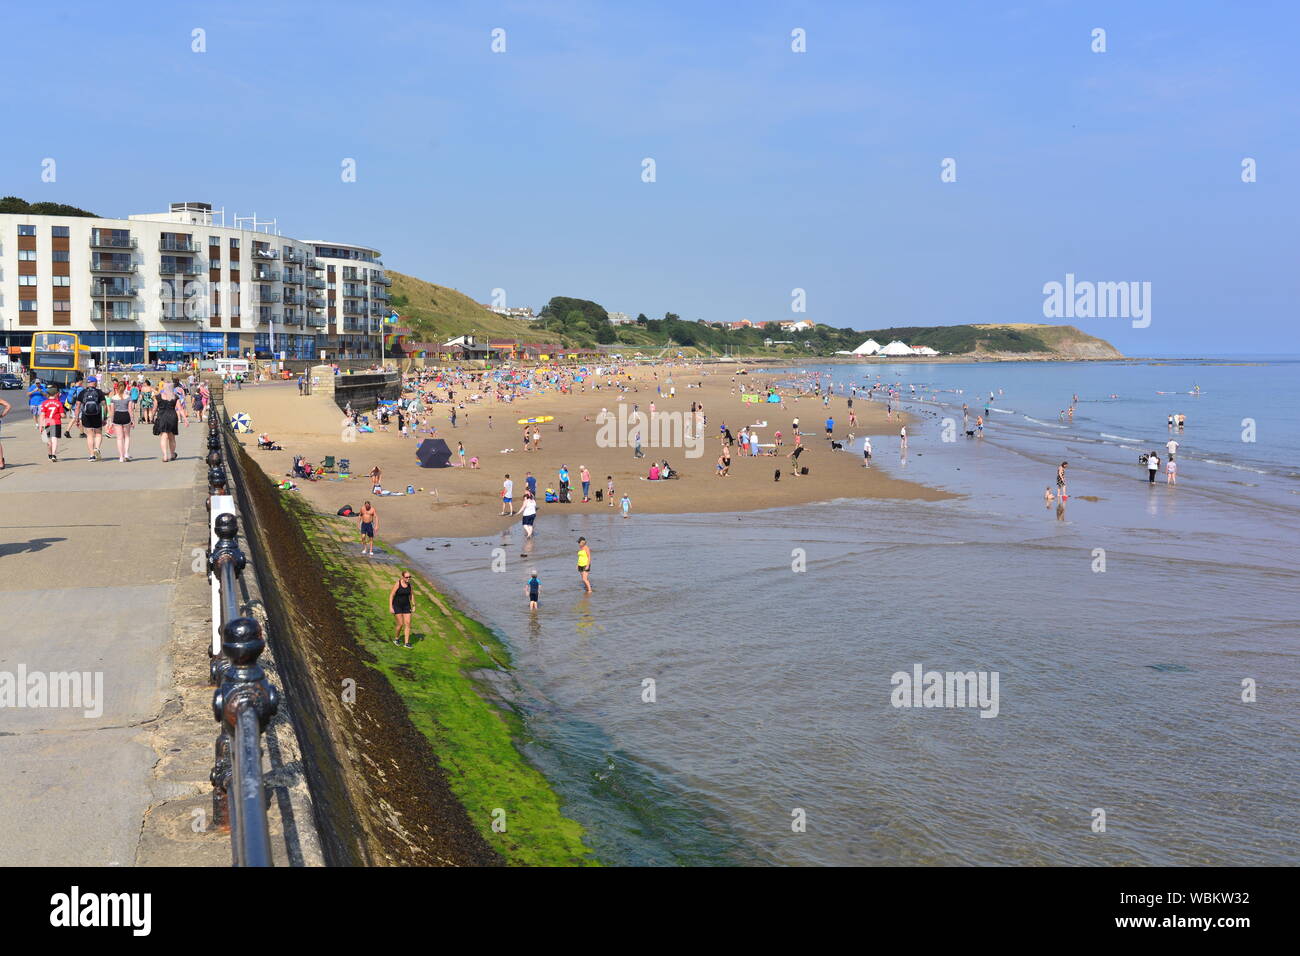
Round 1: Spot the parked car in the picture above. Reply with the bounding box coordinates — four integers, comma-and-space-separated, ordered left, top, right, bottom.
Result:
0, 373, 23, 389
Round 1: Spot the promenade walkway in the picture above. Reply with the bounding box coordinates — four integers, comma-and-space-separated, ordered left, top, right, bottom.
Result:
0, 407, 319, 866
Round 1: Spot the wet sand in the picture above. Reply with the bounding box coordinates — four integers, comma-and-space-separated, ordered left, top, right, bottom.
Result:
225, 364, 952, 541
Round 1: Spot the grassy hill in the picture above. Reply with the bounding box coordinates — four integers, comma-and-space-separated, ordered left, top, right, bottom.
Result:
389, 271, 562, 344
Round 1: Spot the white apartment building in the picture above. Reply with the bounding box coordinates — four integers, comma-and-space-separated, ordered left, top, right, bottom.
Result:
0, 201, 391, 364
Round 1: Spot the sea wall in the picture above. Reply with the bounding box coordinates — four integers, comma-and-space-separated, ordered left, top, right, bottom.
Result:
220, 413, 500, 866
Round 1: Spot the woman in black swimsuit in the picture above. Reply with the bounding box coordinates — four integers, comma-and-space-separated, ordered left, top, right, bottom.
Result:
152, 382, 188, 462
389, 571, 414, 647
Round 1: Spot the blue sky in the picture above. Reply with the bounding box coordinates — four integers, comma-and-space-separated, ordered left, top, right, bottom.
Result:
5, 0, 1297, 354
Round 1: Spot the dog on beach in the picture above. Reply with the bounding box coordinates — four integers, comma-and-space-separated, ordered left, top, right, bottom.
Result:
774, 469, 781, 482
830, 440, 843, 451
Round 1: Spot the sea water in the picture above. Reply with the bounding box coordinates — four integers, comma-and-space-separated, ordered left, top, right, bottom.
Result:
401, 358, 1299, 866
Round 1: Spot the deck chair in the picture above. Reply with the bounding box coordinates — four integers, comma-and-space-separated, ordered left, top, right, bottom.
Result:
321, 455, 336, 473
337, 458, 351, 476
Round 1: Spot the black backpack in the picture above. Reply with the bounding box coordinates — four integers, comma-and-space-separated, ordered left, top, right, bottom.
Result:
337, 505, 356, 517
81, 388, 103, 419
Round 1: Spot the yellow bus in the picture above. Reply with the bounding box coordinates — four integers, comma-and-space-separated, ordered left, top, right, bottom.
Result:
31, 332, 87, 386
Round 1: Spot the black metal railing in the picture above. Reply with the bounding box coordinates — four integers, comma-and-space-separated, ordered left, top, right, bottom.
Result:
206, 415, 279, 867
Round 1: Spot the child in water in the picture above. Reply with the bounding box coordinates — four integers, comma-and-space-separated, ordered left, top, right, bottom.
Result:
526, 571, 541, 611
621, 493, 631, 518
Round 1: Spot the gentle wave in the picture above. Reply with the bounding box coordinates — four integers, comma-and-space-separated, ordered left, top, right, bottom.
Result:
1024, 415, 1069, 429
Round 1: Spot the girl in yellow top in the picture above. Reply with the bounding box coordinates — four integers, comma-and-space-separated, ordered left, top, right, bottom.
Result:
577, 537, 592, 593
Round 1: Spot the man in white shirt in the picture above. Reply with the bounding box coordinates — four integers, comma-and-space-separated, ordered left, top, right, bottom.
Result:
1166, 438, 1178, 460
500, 475, 514, 516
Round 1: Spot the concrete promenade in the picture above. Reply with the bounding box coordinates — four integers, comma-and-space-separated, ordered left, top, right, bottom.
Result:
0, 403, 320, 866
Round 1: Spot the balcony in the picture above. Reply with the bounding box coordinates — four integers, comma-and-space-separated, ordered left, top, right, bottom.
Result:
159, 238, 200, 253
307, 295, 327, 309
376, 290, 391, 302
159, 263, 202, 276
379, 275, 392, 287
282, 250, 304, 264
92, 307, 142, 323
161, 310, 206, 324
307, 316, 327, 329
284, 292, 305, 305
251, 270, 280, 282
342, 304, 364, 316
90, 259, 137, 273
306, 276, 326, 289
252, 248, 279, 260
92, 284, 139, 298
257, 291, 282, 303
282, 271, 304, 284
90, 234, 136, 249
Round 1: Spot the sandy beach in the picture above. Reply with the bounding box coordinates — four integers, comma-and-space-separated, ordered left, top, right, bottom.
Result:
224, 363, 951, 541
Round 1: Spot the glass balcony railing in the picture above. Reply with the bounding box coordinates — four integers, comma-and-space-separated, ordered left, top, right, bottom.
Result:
258, 292, 282, 303
252, 248, 278, 260
379, 275, 392, 287
307, 296, 327, 308
90, 235, 136, 249
91, 283, 139, 297
282, 250, 304, 264
159, 263, 201, 276
306, 276, 326, 289
90, 260, 137, 273
284, 293, 304, 305
251, 270, 280, 282
159, 238, 200, 252
282, 272, 304, 284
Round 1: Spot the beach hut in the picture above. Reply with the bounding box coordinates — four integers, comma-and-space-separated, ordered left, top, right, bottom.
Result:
878, 340, 913, 356
852, 338, 881, 355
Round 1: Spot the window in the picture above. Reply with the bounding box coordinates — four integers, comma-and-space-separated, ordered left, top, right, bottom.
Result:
209, 236, 220, 246
18, 224, 36, 236
20, 300, 36, 311
19, 275, 38, 286
18, 249, 37, 261
51, 226, 69, 238
51, 276, 70, 287
52, 250, 69, 262
53, 300, 72, 312
229, 238, 239, 248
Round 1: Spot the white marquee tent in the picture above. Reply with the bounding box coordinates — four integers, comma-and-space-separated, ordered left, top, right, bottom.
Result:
878, 340, 914, 356
851, 338, 881, 355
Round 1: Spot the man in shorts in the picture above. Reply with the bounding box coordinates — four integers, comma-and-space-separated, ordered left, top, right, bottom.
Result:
40, 389, 65, 461
500, 474, 514, 516
358, 501, 377, 556
74, 375, 107, 461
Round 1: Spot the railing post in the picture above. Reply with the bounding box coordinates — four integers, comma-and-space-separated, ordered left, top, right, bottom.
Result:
212, 616, 279, 867
208, 511, 246, 681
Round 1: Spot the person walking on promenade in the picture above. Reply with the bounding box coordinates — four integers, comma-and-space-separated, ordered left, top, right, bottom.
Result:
39, 388, 64, 461
359, 501, 378, 556
75, 375, 107, 462
0, 395, 10, 469
389, 570, 414, 647
197, 380, 211, 423
108, 380, 136, 462
139, 380, 155, 425
577, 537, 593, 593
152, 379, 188, 462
